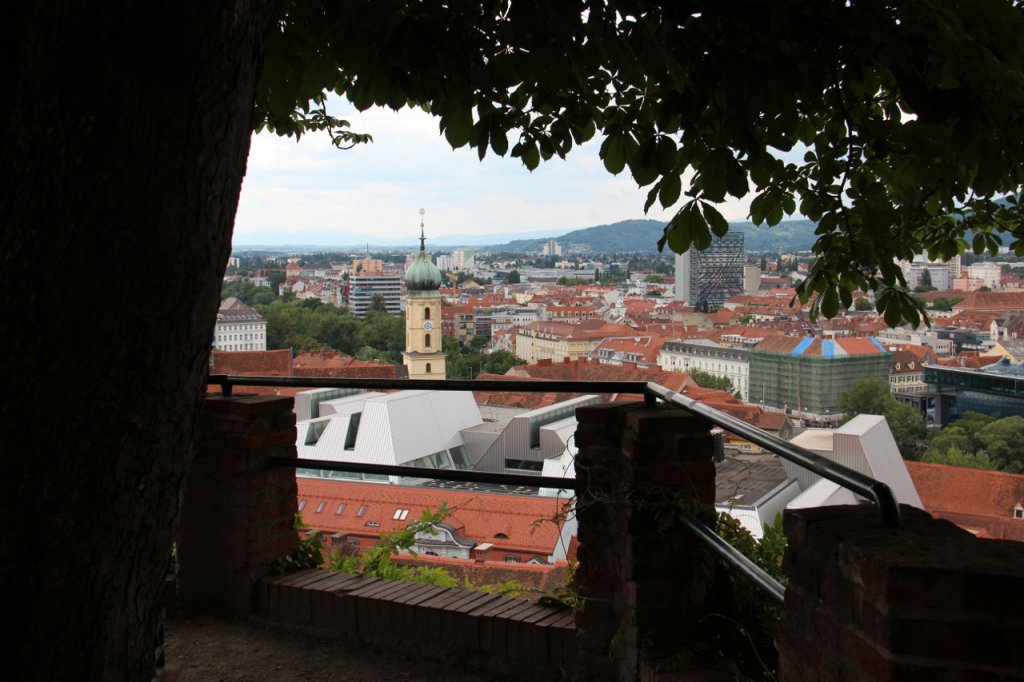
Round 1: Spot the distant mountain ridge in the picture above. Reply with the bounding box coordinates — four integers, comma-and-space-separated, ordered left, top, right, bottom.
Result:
233, 218, 819, 254
497, 218, 819, 254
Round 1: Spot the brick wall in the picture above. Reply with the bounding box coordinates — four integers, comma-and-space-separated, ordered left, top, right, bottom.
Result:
780, 505, 1024, 681
573, 402, 717, 681
177, 395, 299, 614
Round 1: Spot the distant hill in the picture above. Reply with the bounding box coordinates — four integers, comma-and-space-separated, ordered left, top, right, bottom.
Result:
494, 218, 818, 254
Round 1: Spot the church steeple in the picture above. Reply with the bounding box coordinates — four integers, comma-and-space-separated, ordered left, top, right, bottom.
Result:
405, 208, 442, 291
403, 209, 445, 380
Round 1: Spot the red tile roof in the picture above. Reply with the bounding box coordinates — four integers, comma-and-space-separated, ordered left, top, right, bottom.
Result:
906, 461, 1024, 542
296, 479, 571, 557
292, 350, 397, 378
210, 348, 292, 376
954, 291, 1024, 313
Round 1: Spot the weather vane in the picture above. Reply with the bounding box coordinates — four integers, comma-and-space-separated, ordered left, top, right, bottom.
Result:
419, 208, 426, 251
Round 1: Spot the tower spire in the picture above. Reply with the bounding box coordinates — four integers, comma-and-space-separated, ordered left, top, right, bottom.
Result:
419, 208, 426, 252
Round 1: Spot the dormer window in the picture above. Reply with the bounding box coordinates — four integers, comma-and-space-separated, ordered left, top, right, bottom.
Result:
1014, 503, 1023, 520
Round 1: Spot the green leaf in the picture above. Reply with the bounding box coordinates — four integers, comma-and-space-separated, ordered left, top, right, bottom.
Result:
601, 134, 627, 175
444, 106, 473, 148
644, 184, 660, 213
659, 173, 682, 208
725, 156, 748, 198
523, 143, 540, 170
820, 288, 839, 319
490, 126, 509, 156
883, 297, 902, 328
700, 150, 727, 202
701, 203, 729, 237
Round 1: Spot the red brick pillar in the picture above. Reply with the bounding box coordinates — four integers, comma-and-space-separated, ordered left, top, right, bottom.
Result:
177, 395, 299, 615
780, 505, 1024, 681
573, 402, 716, 681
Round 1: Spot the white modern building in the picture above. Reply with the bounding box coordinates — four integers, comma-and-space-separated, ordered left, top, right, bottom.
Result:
214, 297, 267, 351
658, 338, 750, 400
784, 414, 923, 511
294, 388, 598, 484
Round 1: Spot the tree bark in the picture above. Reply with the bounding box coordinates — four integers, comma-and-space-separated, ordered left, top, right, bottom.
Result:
1, 2, 274, 679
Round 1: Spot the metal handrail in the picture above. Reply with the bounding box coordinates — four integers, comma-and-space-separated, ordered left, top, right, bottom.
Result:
208, 374, 648, 398
278, 456, 577, 490
208, 373, 903, 602
644, 382, 901, 527
210, 373, 900, 526
678, 511, 785, 605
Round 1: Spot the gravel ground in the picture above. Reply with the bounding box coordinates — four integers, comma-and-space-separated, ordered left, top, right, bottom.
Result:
164, 616, 512, 682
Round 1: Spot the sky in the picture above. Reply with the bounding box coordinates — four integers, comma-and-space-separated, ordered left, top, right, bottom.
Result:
233, 99, 755, 247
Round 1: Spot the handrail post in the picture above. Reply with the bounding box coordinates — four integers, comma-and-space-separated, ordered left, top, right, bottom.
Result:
573, 401, 717, 679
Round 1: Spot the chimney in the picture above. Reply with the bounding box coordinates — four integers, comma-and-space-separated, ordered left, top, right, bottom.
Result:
471, 542, 493, 563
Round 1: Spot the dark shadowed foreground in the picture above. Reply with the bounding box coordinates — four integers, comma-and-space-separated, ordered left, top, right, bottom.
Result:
165, 615, 540, 682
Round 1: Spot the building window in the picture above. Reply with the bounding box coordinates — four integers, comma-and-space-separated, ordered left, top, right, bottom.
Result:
315, 501, 326, 513
298, 501, 306, 511
424, 333, 431, 347
503, 556, 520, 563
336, 503, 346, 515
344, 412, 361, 450
424, 307, 431, 320
393, 509, 409, 520
356, 505, 367, 517
1015, 505, 1024, 519
426, 363, 431, 373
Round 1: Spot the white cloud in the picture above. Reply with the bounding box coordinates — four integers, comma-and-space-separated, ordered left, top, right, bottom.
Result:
234, 103, 755, 245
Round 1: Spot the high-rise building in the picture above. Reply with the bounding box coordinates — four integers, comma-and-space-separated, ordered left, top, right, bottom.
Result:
452, 248, 475, 270
403, 211, 446, 380
347, 273, 403, 317
673, 231, 745, 308
436, 254, 454, 272
543, 240, 562, 257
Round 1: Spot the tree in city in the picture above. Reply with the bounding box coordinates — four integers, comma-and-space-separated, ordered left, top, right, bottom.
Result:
853, 297, 873, 312
913, 268, 937, 293
921, 445, 999, 471
930, 296, 964, 312
839, 377, 926, 455
688, 369, 737, 394
368, 292, 389, 313
9, 2, 1024, 679
505, 269, 521, 284
975, 416, 1024, 473
921, 411, 1024, 472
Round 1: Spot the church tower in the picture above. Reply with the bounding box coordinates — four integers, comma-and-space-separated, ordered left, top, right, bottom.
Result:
403, 209, 446, 380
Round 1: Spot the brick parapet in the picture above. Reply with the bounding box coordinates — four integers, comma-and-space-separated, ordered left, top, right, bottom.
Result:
254, 570, 577, 675
177, 394, 299, 615
780, 504, 1024, 681
574, 403, 716, 681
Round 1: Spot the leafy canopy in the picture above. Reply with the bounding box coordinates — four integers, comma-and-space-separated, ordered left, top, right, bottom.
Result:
256, 1, 1024, 326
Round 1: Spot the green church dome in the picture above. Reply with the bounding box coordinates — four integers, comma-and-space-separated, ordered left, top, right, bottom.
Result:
405, 250, 442, 291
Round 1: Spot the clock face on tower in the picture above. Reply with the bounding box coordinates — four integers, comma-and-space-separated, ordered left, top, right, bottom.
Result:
422, 320, 433, 331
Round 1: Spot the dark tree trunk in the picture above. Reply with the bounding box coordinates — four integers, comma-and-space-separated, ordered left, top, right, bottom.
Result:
1, 2, 274, 679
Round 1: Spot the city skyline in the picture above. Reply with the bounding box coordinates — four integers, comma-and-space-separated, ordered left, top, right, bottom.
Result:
234, 98, 755, 246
